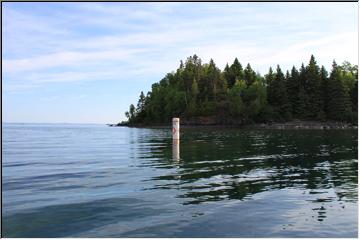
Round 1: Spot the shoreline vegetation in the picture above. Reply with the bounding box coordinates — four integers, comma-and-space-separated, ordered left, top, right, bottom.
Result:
117, 55, 358, 128
109, 120, 357, 130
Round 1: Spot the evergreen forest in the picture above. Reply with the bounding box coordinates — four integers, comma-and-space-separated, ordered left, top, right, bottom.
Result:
124, 55, 358, 125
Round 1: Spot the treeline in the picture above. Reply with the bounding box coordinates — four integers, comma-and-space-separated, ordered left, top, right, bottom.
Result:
124, 55, 358, 125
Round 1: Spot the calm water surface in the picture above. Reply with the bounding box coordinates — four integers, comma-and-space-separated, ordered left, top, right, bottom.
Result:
2, 123, 358, 237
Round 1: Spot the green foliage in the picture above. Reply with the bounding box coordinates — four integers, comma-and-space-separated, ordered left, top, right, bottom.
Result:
127, 104, 136, 122
296, 63, 307, 118
224, 58, 244, 88
287, 66, 300, 117
267, 65, 291, 121
227, 79, 246, 117
244, 63, 257, 87
304, 55, 324, 119
124, 55, 357, 125
351, 80, 358, 113
327, 61, 352, 121
320, 66, 329, 116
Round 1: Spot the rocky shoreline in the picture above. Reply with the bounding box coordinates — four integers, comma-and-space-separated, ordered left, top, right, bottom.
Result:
109, 120, 357, 130
244, 121, 357, 130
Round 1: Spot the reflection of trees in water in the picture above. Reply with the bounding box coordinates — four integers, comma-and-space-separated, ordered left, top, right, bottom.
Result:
139, 129, 357, 211
312, 206, 327, 222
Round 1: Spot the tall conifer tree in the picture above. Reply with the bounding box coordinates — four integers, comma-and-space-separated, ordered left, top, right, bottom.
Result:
327, 61, 352, 121
304, 55, 323, 119
244, 63, 257, 87
320, 66, 329, 116
286, 66, 300, 117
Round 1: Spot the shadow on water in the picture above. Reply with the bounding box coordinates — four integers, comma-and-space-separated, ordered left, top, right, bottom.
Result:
139, 129, 357, 206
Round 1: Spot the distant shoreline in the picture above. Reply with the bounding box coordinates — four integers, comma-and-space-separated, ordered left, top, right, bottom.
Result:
108, 120, 357, 130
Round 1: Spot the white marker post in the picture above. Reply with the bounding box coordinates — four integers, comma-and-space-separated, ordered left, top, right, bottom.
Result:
172, 118, 180, 140
172, 139, 180, 161
172, 118, 180, 161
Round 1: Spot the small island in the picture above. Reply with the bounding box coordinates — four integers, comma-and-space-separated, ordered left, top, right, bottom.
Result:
115, 55, 357, 129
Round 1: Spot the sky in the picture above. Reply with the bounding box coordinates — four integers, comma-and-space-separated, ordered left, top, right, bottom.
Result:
2, 2, 358, 124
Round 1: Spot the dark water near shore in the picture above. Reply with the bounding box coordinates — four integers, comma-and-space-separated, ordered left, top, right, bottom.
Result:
2, 123, 358, 237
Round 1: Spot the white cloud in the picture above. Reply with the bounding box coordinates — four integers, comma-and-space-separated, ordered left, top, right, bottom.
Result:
2, 2, 358, 123
3, 48, 146, 73
255, 31, 358, 72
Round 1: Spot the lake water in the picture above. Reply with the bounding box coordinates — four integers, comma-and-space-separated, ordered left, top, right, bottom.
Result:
2, 123, 358, 237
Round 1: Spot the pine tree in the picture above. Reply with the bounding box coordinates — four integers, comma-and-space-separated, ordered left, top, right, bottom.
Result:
129, 104, 136, 121
137, 91, 146, 113
244, 63, 257, 87
320, 66, 329, 116
327, 61, 352, 121
184, 55, 202, 97
224, 63, 231, 85
275, 65, 291, 120
179, 60, 184, 69
304, 55, 324, 119
227, 58, 243, 88
208, 59, 221, 101
286, 66, 300, 117
267, 66, 290, 120
298, 63, 308, 118
125, 55, 357, 125
266, 67, 275, 105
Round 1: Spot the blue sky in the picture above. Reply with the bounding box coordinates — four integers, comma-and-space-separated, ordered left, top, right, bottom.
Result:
2, 2, 358, 124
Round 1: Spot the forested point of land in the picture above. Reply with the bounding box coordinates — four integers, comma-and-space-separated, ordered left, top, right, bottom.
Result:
123, 55, 358, 126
